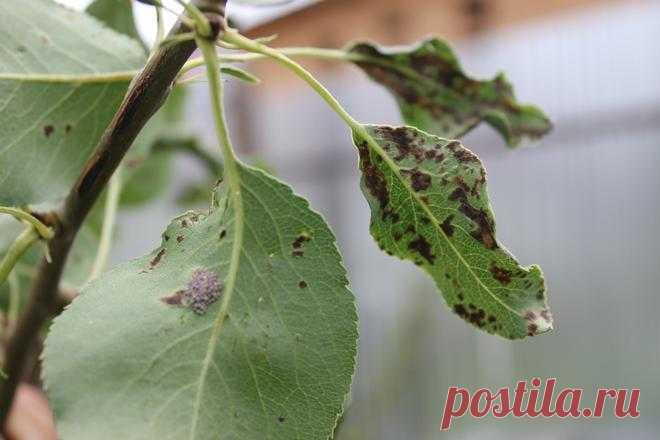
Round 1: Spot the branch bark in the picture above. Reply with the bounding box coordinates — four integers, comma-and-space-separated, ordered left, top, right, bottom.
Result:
0, 0, 226, 425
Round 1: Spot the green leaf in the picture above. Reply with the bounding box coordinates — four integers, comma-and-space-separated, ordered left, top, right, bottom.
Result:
0, 0, 145, 206
348, 38, 552, 147
221, 66, 261, 85
44, 165, 358, 439
353, 124, 552, 339
86, 0, 145, 48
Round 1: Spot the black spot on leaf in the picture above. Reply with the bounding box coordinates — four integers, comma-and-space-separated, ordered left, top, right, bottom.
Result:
408, 169, 431, 191
149, 249, 166, 269
449, 187, 497, 249
489, 262, 512, 285
440, 215, 454, 237
408, 235, 435, 264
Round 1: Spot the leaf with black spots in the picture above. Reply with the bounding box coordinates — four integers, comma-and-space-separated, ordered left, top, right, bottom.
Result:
0, 0, 146, 206
348, 38, 552, 147
353, 124, 552, 339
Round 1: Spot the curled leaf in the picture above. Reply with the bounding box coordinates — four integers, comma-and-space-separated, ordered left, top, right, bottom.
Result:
353, 124, 552, 339
348, 38, 552, 147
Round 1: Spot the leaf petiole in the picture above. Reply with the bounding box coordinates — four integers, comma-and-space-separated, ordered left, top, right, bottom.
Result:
221, 30, 361, 131
0, 227, 40, 287
0, 207, 54, 240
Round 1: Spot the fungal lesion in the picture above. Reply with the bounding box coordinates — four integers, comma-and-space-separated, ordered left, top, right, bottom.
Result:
161, 269, 223, 315
524, 308, 553, 336
291, 231, 312, 257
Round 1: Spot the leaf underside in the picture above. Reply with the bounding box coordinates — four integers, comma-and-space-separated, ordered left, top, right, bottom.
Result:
0, 0, 145, 206
86, 0, 144, 47
348, 38, 552, 147
353, 124, 552, 339
44, 165, 358, 440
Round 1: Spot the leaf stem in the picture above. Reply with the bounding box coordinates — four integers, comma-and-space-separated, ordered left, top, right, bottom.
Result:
0, 227, 39, 287
87, 169, 123, 283
221, 30, 361, 130
190, 35, 244, 439
179, 46, 361, 78
0, 207, 54, 240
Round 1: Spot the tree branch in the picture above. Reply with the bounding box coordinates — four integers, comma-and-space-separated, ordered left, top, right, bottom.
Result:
0, 0, 226, 424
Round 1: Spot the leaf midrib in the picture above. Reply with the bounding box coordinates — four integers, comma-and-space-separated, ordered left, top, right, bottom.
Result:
0, 71, 136, 83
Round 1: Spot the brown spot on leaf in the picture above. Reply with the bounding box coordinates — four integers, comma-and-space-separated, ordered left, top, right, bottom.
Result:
490, 263, 512, 285
292, 233, 311, 249
454, 303, 487, 327
377, 126, 426, 162
440, 215, 455, 237
43, 125, 54, 137
161, 290, 185, 306
298, 280, 308, 289
408, 169, 431, 191
292, 250, 304, 258
219, 229, 226, 240
149, 249, 166, 269
356, 139, 393, 220
408, 235, 435, 264
65, 124, 72, 134
176, 235, 185, 243
449, 187, 497, 249
453, 148, 479, 163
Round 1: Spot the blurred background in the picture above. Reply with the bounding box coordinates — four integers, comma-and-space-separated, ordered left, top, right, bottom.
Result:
61, 0, 660, 438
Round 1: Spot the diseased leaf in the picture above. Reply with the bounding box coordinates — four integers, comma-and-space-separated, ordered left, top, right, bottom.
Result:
348, 38, 552, 147
86, 0, 145, 48
353, 124, 552, 339
44, 165, 358, 439
0, 0, 145, 206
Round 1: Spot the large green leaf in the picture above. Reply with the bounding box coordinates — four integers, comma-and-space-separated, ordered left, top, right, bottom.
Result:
0, 0, 145, 206
348, 38, 552, 147
44, 165, 358, 439
353, 124, 552, 339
